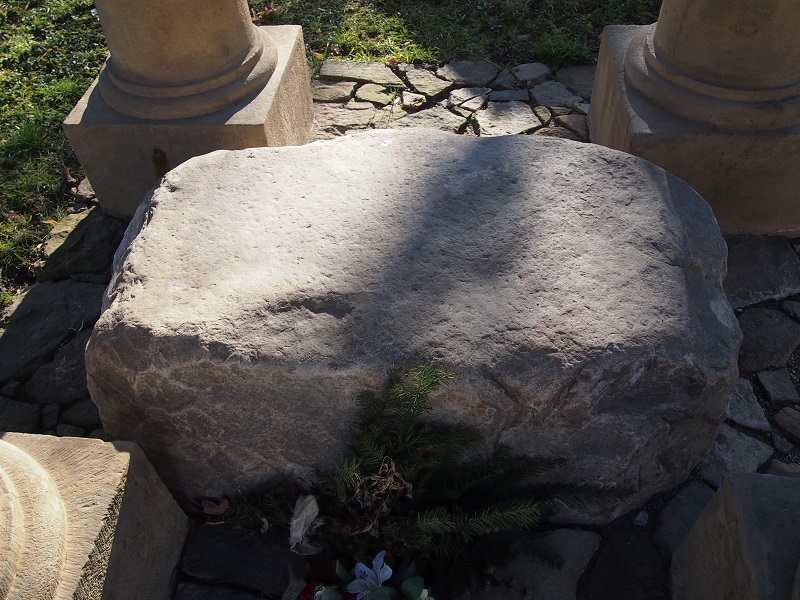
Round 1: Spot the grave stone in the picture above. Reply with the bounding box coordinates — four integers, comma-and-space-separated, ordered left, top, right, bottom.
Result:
86, 129, 740, 522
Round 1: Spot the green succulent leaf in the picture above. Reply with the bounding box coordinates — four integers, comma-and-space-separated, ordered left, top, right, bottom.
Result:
400, 576, 425, 600
336, 560, 351, 583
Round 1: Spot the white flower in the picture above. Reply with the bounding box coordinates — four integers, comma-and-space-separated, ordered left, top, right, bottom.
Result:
345, 550, 393, 599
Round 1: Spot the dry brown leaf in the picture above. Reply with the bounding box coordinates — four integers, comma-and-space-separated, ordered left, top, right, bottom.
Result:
200, 497, 230, 515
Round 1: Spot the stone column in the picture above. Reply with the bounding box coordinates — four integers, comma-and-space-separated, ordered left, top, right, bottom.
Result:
95, 0, 278, 120
64, 0, 314, 218
590, 0, 800, 235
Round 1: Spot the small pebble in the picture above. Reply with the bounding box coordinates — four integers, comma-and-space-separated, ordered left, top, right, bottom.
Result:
634, 510, 649, 526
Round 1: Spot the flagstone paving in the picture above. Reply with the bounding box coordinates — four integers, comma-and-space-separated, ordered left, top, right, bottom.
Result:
1, 59, 799, 599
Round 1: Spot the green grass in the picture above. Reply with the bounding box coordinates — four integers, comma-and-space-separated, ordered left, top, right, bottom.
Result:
1, 0, 662, 310
252, 0, 662, 66
1, 0, 107, 306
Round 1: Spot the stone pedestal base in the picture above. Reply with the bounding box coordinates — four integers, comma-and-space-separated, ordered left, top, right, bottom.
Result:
670, 473, 800, 600
0, 432, 187, 599
64, 26, 313, 219
589, 25, 800, 236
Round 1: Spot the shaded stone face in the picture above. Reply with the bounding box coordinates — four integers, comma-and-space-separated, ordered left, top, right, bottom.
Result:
86, 129, 740, 522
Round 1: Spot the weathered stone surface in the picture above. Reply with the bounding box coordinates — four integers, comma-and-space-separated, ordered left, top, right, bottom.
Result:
319, 60, 404, 87
311, 80, 355, 103
697, 424, 773, 488
390, 106, 466, 132
671, 474, 800, 600
401, 90, 426, 109
42, 403, 60, 431
531, 81, 584, 108
773, 430, 795, 454
556, 65, 596, 100
580, 527, 670, 600
533, 105, 551, 125
0, 432, 188, 599
355, 83, 393, 105
438, 60, 500, 86
56, 423, 84, 437
459, 94, 489, 113
0, 280, 105, 383
767, 460, 800, 478
472, 529, 599, 600
24, 329, 92, 405
775, 408, 800, 444
174, 583, 262, 600
653, 481, 715, 559
75, 178, 96, 202
491, 69, 517, 90
783, 300, 800, 321
0, 397, 41, 433
373, 105, 409, 128
512, 62, 551, 86
314, 100, 376, 128
724, 236, 800, 308
35, 207, 126, 283
573, 101, 590, 115
555, 114, 588, 140
727, 378, 770, 432
475, 101, 541, 136
87, 129, 740, 520
448, 87, 492, 107
489, 89, 530, 103
531, 126, 582, 141
756, 369, 799, 404
61, 398, 102, 430
404, 67, 454, 98
180, 524, 303, 597
738, 308, 800, 372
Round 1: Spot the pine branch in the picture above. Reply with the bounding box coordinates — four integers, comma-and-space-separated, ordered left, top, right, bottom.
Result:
463, 498, 543, 538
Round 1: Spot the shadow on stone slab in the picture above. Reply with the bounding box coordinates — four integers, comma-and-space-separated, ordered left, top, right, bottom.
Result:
24, 329, 92, 404
578, 527, 670, 600
173, 582, 263, 600
179, 524, 304, 597
723, 236, 800, 309
0, 280, 105, 383
738, 308, 800, 373
0, 397, 41, 433
35, 206, 127, 283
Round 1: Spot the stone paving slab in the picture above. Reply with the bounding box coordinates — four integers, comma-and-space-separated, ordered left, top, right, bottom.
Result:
319, 59, 404, 86
437, 60, 500, 86
738, 308, 800, 372
697, 424, 774, 487
728, 378, 771, 432
724, 236, 800, 308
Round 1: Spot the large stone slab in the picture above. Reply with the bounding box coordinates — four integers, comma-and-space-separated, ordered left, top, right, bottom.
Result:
0, 432, 188, 599
86, 129, 741, 521
0, 280, 105, 383
671, 473, 800, 600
